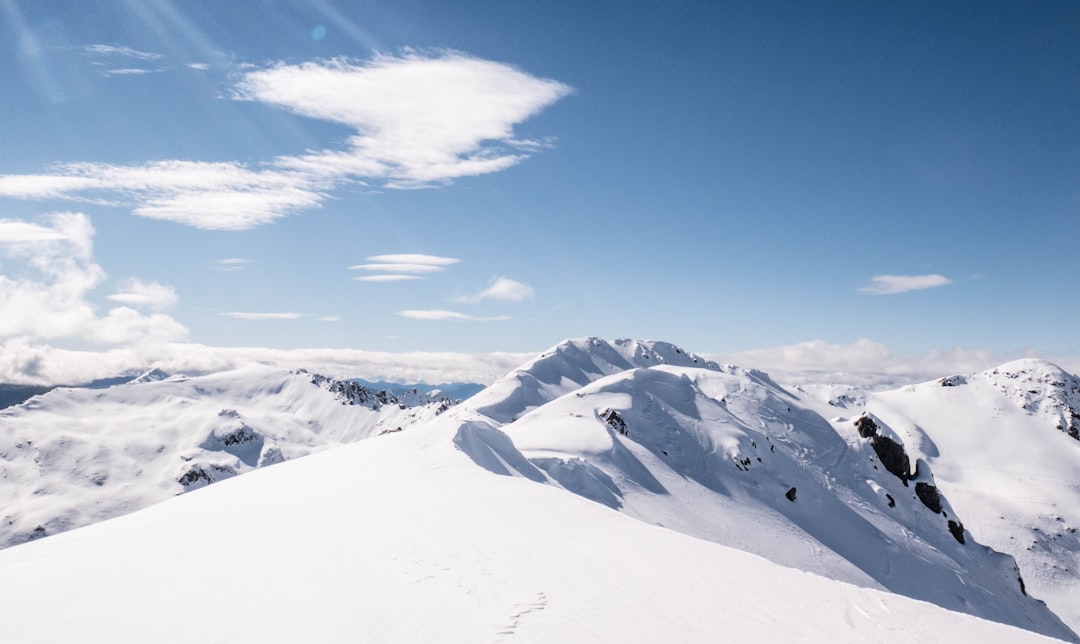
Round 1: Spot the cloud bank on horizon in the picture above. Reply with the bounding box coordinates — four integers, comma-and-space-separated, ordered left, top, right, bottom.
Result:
0, 52, 573, 230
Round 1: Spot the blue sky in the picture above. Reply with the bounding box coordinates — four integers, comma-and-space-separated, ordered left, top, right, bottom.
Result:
0, 1, 1078, 383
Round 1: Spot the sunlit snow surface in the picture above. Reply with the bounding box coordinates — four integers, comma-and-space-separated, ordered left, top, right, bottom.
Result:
1, 339, 1079, 641
0, 364, 452, 546
855, 359, 1080, 632
0, 417, 1066, 643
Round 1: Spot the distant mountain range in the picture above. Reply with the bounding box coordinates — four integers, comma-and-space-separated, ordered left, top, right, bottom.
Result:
1, 338, 1079, 642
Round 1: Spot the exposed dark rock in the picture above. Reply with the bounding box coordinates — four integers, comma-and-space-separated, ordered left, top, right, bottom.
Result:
854, 415, 912, 484
872, 434, 911, 485
785, 487, 797, 502
947, 519, 965, 544
600, 409, 627, 435
885, 493, 895, 508
854, 414, 879, 438
219, 425, 259, 447
915, 482, 943, 514
177, 467, 211, 488
939, 375, 966, 387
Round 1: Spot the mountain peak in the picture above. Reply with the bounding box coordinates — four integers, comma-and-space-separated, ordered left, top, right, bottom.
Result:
465, 337, 721, 424
127, 368, 175, 385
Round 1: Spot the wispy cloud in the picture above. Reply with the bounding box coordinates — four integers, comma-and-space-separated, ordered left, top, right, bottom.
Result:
0, 53, 572, 230
84, 44, 162, 61
319, 316, 341, 322
0, 213, 186, 345
103, 68, 159, 76
351, 253, 460, 281
221, 312, 305, 320
354, 275, 423, 283
350, 263, 447, 273
0, 220, 69, 243
458, 276, 534, 303
0, 160, 326, 230
366, 254, 461, 266
107, 279, 178, 310
188, 63, 210, 71
398, 309, 510, 321
858, 274, 952, 295
215, 258, 253, 272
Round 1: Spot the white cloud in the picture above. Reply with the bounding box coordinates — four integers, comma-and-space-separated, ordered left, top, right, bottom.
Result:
235, 53, 574, 186
0, 160, 326, 230
366, 254, 460, 266
107, 279, 178, 310
858, 274, 952, 295
319, 316, 341, 322
0, 53, 572, 230
715, 339, 1003, 388
188, 63, 210, 71
215, 258, 253, 272
84, 44, 161, 61
104, 68, 158, 76
398, 309, 510, 321
0, 220, 68, 243
459, 276, 534, 303
351, 253, 461, 281
350, 263, 448, 273
221, 312, 305, 320
0, 213, 187, 345
354, 275, 423, 282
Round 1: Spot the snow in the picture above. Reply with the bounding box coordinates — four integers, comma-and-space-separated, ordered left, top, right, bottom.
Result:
0, 364, 453, 547
856, 359, 1080, 631
0, 417, 1065, 643
459, 345, 1073, 640
3, 338, 1080, 641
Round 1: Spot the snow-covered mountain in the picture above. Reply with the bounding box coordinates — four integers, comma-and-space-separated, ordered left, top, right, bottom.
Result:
0, 410, 1064, 643
450, 338, 1075, 640
840, 359, 1080, 632
0, 364, 455, 547
2, 338, 1080, 641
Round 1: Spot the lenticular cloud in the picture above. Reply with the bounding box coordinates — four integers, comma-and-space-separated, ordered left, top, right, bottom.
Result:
0, 53, 573, 230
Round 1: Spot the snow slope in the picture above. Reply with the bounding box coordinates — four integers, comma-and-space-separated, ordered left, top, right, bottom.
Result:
4, 338, 1080, 640
0, 364, 453, 547
451, 339, 1074, 640
850, 359, 1080, 632
0, 415, 1066, 644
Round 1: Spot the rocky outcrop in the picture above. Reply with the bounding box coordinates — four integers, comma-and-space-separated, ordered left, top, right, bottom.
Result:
855, 414, 912, 485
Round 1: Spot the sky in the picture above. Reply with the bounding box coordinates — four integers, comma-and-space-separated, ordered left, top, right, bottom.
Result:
0, 1, 1078, 385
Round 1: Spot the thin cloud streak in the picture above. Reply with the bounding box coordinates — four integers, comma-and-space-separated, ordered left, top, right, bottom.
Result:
215, 258, 253, 272
221, 312, 305, 320
398, 309, 510, 321
0, 220, 69, 243
859, 274, 952, 295
84, 44, 162, 61
107, 279, 178, 310
354, 275, 423, 282
104, 68, 158, 76
366, 254, 460, 266
349, 263, 448, 273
